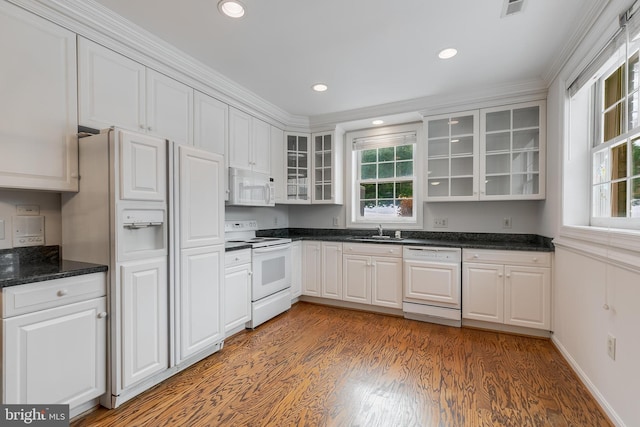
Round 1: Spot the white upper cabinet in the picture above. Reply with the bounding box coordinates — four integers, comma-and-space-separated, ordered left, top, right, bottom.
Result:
146, 70, 193, 145
270, 126, 286, 203
311, 132, 343, 204
193, 91, 228, 155
480, 101, 546, 200
0, 2, 78, 192
78, 38, 194, 146
424, 101, 546, 201
229, 107, 271, 175
78, 37, 145, 132
424, 111, 479, 201
285, 132, 310, 204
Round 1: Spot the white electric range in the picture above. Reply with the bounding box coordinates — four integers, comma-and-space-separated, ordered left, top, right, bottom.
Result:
224, 220, 292, 328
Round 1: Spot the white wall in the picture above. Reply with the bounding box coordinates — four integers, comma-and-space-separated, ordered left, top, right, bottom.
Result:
289, 201, 545, 234
553, 246, 640, 427
0, 190, 61, 250
548, 0, 639, 425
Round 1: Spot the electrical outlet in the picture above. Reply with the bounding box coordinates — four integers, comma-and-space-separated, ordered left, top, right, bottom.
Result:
333, 217, 339, 226
433, 218, 448, 228
502, 217, 512, 229
607, 333, 616, 360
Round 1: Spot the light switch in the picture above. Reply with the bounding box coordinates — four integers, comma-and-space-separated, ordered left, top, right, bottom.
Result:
0, 219, 4, 240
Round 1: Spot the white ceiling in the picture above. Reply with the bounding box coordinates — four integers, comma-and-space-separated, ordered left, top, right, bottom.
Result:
92, 0, 601, 119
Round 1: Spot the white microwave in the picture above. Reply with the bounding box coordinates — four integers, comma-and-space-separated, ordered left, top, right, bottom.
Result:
228, 167, 275, 207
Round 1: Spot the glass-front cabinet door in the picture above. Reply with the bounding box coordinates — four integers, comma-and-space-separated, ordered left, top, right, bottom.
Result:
425, 111, 479, 201
285, 132, 310, 203
312, 132, 333, 203
480, 101, 546, 200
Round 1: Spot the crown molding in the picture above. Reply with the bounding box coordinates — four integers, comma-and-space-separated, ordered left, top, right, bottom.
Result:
541, 0, 613, 85
309, 79, 547, 131
7, 0, 309, 130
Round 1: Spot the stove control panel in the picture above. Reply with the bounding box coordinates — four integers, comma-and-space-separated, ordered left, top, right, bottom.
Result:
224, 220, 258, 232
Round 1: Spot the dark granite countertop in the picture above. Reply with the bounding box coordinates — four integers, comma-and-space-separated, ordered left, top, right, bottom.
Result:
225, 242, 253, 252
257, 228, 554, 252
0, 246, 108, 288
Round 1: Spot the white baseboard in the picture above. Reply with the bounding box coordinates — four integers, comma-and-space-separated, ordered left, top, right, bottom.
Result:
551, 335, 625, 427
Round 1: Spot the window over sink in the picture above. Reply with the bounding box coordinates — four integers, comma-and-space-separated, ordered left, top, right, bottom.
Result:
346, 123, 423, 228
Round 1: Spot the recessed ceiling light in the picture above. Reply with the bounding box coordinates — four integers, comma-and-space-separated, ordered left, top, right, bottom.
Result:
312, 83, 328, 92
438, 48, 458, 59
218, 0, 245, 18
372, 120, 384, 125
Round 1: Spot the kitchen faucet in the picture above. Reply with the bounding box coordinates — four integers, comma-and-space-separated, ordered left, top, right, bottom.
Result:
377, 224, 383, 236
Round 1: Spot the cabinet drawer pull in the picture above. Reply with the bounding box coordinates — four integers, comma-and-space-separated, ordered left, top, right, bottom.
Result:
235, 257, 240, 261
97, 312, 108, 319
473, 254, 479, 259
57, 289, 68, 297
533, 257, 538, 262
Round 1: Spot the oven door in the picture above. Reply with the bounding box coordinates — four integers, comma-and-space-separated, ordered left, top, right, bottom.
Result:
251, 244, 292, 301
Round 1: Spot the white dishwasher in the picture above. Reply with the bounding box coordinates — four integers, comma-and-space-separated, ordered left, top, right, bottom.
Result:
402, 246, 462, 327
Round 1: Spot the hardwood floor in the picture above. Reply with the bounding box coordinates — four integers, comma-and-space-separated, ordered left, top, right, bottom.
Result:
72, 302, 612, 427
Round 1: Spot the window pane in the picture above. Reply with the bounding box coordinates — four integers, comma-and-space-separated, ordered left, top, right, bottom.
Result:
378, 163, 394, 178
428, 119, 449, 138
363, 200, 397, 219
396, 145, 413, 160
451, 115, 474, 135
298, 137, 307, 151
592, 184, 610, 217
287, 135, 297, 151
361, 183, 376, 200
612, 143, 627, 180
362, 149, 377, 163
632, 178, 640, 217
379, 183, 394, 199
604, 66, 624, 110
379, 147, 394, 162
361, 164, 376, 179
486, 111, 510, 132
396, 181, 413, 198
513, 106, 539, 128
396, 161, 413, 177
633, 137, 640, 176
593, 150, 609, 184
611, 181, 627, 217
628, 52, 639, 93
396, 198, 413, 217
628, 91, 639, 130
603, 103, 623, 141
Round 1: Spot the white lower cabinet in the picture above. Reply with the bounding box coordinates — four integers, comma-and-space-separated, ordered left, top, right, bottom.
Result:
224, 249, 252, 335
462, 249, 551, 330
321, 242, 343, 300
1, 273, 107, 411
302, 241, 343, 299
302, 241, 321, 296
290, 241, 302, 298
342, 243, 403, 309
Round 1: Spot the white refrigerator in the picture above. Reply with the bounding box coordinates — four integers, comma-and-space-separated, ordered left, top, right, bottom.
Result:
62, 128, 225, 408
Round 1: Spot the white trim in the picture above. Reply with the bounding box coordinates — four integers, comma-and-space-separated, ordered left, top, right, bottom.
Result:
555, 225, 640, 272
551, 335, 626, 427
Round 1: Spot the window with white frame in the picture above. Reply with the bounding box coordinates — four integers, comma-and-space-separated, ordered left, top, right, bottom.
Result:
568, 5, 640, 229
346, 124, 422, 227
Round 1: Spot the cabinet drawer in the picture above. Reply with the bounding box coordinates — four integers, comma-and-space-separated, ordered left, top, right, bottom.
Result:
342, 243, 402, 257
462, 249, 551, 267
1, 272, 107, 318
225, 249, 251, 268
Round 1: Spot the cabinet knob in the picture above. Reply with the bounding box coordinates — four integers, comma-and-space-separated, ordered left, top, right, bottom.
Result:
139, 124, 145, 129
388, 249, 393, 253
57, 289, 68, 297
473, 254, 479, 259
235, 257, 240, 261
248, 271, 253, 276
498, 273, 503, 278
533, 257, 538, 262
506, 274, 511, 278
147, 126, 152, 131
603, 304, 610, 310
97, 312, 108, 319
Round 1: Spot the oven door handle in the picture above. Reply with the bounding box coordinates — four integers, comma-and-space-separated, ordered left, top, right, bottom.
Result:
252, 243, 292, 254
